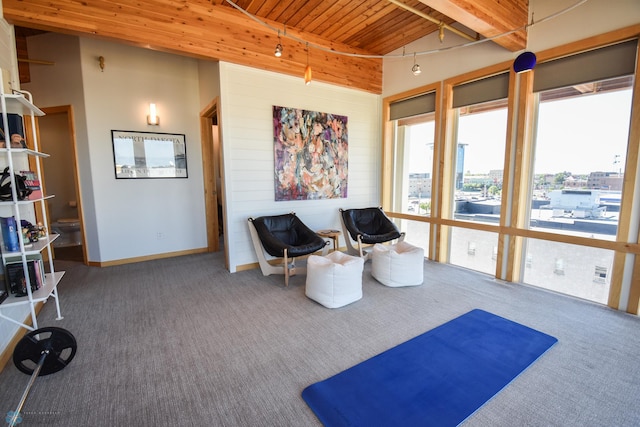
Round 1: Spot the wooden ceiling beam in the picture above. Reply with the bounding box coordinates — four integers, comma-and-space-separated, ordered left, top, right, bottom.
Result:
2, 0, 383, 93
418, 0, 528, 51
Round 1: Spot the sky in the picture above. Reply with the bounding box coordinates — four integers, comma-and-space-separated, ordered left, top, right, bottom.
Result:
409, 88, 633, 176
114, 137, 177, 167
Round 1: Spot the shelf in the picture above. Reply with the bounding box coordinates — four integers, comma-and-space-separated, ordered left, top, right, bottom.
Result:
0, 147, 50, 158
1, 234, 59, 259
0, 194, 54, 206
0, 270, 65, 309
0, 89, 64, 330
0, 94, 45, 116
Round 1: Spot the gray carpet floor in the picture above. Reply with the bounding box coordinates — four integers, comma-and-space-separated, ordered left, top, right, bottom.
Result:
1, 251, 639, 426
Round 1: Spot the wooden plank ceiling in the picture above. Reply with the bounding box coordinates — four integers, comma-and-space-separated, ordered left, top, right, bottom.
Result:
3, 0, 528, 94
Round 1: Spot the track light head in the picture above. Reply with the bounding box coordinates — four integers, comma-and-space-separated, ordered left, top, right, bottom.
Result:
274, 29, 283, 58
412, 52, 421, 76
304, 42, 312, 85
304, 65, 312, 85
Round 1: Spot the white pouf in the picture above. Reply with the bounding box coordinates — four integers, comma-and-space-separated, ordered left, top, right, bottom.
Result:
305, 251, 364, 308
371, 241, 424, 287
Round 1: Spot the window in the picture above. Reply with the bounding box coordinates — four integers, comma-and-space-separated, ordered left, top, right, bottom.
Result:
387, 91, 437, 256
451, 73, 509, 224
528, 41, 636, 241
453, 100, 508, 222
391, 114, 435, 217
449, 228, 499, 275
529, 76, 633, 240
389, 91, 437, 218
446, 73, 508, 275
381, 37, 640, 312
521, 40, 637, 303
523, 239, 613, 304
393, 218, 430, 258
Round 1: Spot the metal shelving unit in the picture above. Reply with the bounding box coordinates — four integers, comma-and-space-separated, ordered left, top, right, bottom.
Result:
0, 86, 65, 331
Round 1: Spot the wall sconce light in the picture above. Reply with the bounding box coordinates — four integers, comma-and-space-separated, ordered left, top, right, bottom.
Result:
274, 30, 283, 57
304, 43, 312, 85
147, 103, 159, 125
411, 52, 421, 76
98, 56, 105, 72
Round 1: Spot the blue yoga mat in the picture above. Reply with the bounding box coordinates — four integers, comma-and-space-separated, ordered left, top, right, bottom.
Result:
302, 309, 557, 426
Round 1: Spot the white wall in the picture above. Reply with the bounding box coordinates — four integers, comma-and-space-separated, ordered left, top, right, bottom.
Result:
383, 0, 640, 97
22, 33, 96, 256
22, 34, 383, 273
219, 63, 381, 271
24, 35, 207, 262
79, 38, 206, 261
198, 60, 220, 109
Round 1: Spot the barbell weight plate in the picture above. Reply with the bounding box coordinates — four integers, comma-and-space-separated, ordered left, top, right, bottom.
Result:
13, 327, 77, 376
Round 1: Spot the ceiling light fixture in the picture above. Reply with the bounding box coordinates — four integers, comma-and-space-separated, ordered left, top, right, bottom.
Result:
411, 52, 421, 76
274, 30, 283, 57
304, 42, 312, 85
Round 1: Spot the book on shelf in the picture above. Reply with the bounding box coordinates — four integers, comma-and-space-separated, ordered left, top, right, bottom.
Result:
19, 170, 42, 199
0, 216, 19, 252
5, 258, 43, 297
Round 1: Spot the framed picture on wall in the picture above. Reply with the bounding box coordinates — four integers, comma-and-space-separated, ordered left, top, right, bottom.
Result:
111, 130, 188, 179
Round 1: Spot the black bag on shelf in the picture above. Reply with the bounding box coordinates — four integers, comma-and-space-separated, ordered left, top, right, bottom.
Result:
0, 167, 32, 201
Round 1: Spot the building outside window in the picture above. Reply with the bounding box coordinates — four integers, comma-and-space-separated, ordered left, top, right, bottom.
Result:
523, 74, 633, 303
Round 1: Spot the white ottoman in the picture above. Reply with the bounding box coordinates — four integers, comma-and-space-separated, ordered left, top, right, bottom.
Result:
372, 241, 424, 287
305, 251, 364, 308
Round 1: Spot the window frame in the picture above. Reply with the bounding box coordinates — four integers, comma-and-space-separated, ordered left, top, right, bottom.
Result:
381, 26, 640, 313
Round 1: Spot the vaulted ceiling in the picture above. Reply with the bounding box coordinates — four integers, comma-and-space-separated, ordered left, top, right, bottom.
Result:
3, 0, 528, 93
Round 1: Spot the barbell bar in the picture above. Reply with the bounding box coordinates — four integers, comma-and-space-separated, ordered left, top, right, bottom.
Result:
7, 327, 77, 427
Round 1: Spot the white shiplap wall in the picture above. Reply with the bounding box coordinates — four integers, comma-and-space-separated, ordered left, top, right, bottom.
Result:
218, 62, 381, 272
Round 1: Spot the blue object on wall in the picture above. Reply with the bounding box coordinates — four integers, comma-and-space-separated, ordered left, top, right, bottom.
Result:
513, 51, 537, 73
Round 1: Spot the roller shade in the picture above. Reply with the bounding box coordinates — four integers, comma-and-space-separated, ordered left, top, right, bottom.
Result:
452, 72, 509, 108
390, 92, 436, 120
534, 39, 638, 92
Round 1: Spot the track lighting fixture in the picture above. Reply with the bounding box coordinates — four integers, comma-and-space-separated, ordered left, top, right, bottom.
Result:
304, 43, 312, 85
274, 30, 283, 57
223, 0, 587, 61
412, 53, 421, 76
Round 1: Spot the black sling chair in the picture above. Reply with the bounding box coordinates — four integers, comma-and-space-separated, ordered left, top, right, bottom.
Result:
248, 213, 329, 286
339, 207, 405, 260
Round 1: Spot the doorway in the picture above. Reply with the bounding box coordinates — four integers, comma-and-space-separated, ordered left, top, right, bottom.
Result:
37, 106, 86, 263
200, 98, 228, 269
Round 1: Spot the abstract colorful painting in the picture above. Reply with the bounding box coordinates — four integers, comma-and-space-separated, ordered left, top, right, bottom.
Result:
273, 106, 348, 201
